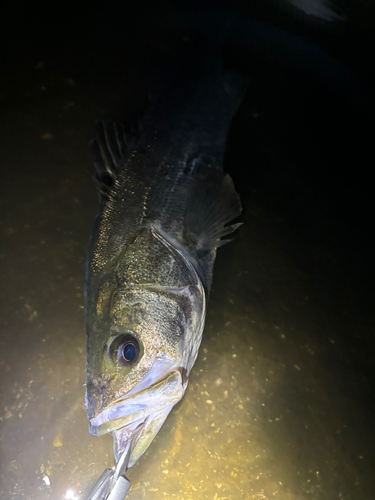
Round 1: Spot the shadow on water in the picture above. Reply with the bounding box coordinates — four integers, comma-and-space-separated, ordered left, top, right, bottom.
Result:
1, 1, 375, 499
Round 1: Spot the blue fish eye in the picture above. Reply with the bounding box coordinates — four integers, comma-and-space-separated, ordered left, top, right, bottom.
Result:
123, 343, 136, 361
117, 337, 139, 365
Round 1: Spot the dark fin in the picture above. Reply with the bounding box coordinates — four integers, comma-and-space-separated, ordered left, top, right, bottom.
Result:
90, 120, 132, 195
183, 156, 242, 252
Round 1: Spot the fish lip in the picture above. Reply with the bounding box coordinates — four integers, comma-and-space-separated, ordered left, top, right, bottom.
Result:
88, 369, 184, 435
88, 403, 146, 436
87, 357, 178, 425
88, 395, 150, 435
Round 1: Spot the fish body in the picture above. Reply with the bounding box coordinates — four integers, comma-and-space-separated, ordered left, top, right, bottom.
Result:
84, 6, 367, 467
84, 42, 245, 466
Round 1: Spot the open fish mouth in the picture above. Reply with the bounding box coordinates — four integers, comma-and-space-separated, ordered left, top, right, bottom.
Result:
88, 369, 184, 465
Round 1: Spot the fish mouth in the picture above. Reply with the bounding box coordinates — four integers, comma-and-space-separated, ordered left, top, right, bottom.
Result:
89, 369, 184, 466
111, 409, 173, 466
112, 416, 149, 463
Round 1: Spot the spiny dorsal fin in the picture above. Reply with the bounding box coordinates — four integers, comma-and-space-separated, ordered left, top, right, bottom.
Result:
90, 120, 133, 196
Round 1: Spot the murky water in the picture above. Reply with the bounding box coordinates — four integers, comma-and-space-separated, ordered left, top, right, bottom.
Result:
1, 2, 374, 499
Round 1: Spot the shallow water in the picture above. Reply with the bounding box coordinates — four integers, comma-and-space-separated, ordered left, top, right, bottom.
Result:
1, 2, 375, 499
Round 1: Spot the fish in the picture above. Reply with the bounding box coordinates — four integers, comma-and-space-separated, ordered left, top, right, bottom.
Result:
84, 4, 368, 468
84, 37, 246, 467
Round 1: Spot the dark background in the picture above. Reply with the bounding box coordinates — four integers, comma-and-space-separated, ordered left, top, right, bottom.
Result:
2, 0, 373, 316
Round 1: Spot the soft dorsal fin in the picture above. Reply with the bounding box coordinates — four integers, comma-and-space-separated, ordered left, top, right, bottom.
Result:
90, 120, 133, 196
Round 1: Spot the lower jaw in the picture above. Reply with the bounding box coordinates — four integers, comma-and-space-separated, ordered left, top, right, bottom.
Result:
89, 370, 184, 436
89, 404, 175, 467
112, 417, 147, 462
89, 404, 147, 436
114, 409, 174, 467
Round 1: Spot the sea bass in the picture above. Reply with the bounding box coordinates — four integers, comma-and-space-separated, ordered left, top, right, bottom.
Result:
84, 41, 246, 467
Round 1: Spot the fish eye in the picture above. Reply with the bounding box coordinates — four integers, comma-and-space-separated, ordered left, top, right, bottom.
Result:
107, 333, 141, 366
117, 338, 139, 365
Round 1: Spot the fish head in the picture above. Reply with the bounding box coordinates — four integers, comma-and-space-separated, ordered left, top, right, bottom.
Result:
85, 266, 205, 466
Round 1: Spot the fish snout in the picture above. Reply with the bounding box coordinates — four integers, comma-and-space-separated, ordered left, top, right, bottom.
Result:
85, 377, 110, 418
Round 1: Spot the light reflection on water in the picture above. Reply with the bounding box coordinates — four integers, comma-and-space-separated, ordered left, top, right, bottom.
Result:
1, 2, 374, 499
